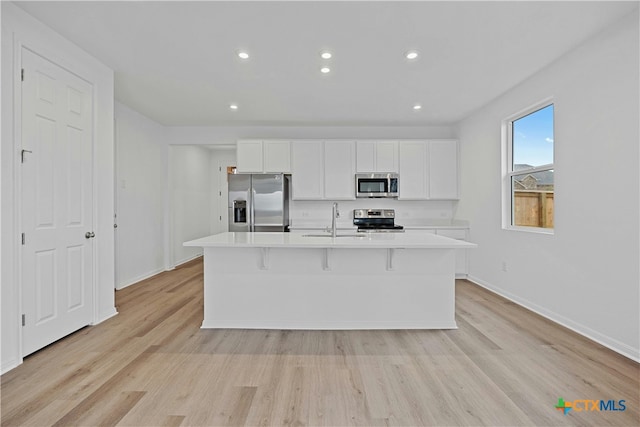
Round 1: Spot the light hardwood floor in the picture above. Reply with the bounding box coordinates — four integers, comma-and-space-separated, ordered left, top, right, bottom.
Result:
1, 257, 638, 426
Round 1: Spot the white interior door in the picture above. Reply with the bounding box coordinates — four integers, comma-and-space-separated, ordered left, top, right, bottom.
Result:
21, 48, 94, 356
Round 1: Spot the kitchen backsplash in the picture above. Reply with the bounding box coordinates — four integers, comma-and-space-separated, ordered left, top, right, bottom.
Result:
289, 199, 456, 228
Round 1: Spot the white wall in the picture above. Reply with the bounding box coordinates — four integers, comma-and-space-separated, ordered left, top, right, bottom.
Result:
165, 125, 455, 146
114, 111, 237, 282
115, 103, 167, 289
209, 149, 236, 234
456, 10, 639, 360
1, 3, 116, 373
169, 145, 216, 265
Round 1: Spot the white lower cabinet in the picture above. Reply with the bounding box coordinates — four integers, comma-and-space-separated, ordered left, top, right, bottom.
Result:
405, 228, 468, 277
436, 229, 468, 277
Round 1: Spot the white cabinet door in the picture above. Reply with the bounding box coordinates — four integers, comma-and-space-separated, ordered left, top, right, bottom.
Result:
356, 141, 376, 172
429, 140, 458, 199
398, 141, 428, 199
356, 141, 398, 172
376, 140, 398, 172
324, 141, 356, 200
291, 141, 324, 200
236, 140, 263, 172
263, 140, 291, 173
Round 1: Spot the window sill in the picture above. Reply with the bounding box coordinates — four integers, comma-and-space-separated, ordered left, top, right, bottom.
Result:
503, 225, 554, 235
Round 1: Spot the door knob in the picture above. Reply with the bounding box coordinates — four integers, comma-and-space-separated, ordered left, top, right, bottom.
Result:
85, 231, 95, 239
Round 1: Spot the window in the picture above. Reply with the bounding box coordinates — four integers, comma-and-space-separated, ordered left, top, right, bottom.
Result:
504, 102, 554, 231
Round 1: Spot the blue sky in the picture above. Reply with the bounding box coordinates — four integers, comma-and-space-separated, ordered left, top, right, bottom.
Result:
513, 104, 554, 167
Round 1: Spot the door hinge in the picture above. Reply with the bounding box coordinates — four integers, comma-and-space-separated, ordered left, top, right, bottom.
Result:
219, 166, 222, 171
219, 216, 222, 221
21, 233, 25, 245
219, 191, 222, 196
22, 314, 26, 327
21, 68, 24, 82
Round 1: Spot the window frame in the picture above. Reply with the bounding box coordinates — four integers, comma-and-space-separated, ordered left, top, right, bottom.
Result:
502, 98, 555, 234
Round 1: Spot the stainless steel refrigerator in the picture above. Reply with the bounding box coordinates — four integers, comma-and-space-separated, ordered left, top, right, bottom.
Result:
228, 174, 290, 232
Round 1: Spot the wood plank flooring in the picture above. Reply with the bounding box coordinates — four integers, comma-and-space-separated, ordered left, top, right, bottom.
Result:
2, 257, 638, 426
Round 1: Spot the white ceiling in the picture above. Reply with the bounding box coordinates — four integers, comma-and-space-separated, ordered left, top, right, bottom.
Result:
13, 1, 638, 127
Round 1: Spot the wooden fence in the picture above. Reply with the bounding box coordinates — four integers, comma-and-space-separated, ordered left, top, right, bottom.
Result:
514, 191, 554, 228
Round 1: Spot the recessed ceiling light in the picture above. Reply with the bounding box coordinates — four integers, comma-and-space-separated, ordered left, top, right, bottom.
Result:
406, 51, 419, 60
413, 104, 422, 110
321, 51, 332, 59
229, 104, 239, 110
237, 51, 249, 60
320, 67, 331, 74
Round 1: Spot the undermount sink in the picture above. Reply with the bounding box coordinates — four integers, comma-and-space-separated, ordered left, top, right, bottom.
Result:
301, 233, 366, 238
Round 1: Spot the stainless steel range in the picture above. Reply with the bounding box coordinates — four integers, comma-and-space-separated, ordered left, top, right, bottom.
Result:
353, 209, 404, 232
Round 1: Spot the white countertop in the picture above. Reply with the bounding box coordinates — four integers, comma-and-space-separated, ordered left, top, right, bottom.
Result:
184, 232, 477, 249
401, 219, 470, 229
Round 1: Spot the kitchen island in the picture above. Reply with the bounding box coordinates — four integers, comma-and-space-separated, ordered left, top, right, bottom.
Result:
184, 232, 476, 330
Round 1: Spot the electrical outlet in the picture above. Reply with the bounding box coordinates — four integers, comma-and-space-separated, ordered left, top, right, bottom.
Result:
501, 261, 508, 272
301, 211, 309, 217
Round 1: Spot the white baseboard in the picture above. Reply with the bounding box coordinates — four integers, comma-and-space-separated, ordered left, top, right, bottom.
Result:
116, 267, 165, 290
201, 320, 458, 330
116, 255, 202, 291
467, 275, 640, 363
93, 308, 118, 325
172, 253, 203, 269
1, 359, 22, 376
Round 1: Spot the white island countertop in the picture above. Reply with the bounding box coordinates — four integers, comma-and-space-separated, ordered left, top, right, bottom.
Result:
184, 231, 477, 249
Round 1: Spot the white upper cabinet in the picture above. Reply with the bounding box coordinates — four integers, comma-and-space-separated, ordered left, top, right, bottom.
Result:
356, 140, 398, 173
398, 139, 458, 200
324, 141, 356, 200
375, 141, 398, 172
263, 140, 291, 173
429, 140, 458, 199
291, 141, 324, 200
236, 140, 264, 172
285, 138, 457, 201
291, 140, 356, 200
236, 140, 291, 173
398, 141, 428, 200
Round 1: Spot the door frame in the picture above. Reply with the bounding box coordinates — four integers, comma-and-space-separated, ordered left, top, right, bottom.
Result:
13, 40, 100, 357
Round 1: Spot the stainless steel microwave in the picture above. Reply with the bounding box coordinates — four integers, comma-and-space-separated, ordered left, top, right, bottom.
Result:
355, 173, 399, 198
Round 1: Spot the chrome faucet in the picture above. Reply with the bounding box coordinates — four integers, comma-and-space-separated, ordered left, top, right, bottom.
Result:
331, 202, 339, 237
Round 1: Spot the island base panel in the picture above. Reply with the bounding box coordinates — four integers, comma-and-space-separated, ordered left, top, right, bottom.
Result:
201, 247, 457, 330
